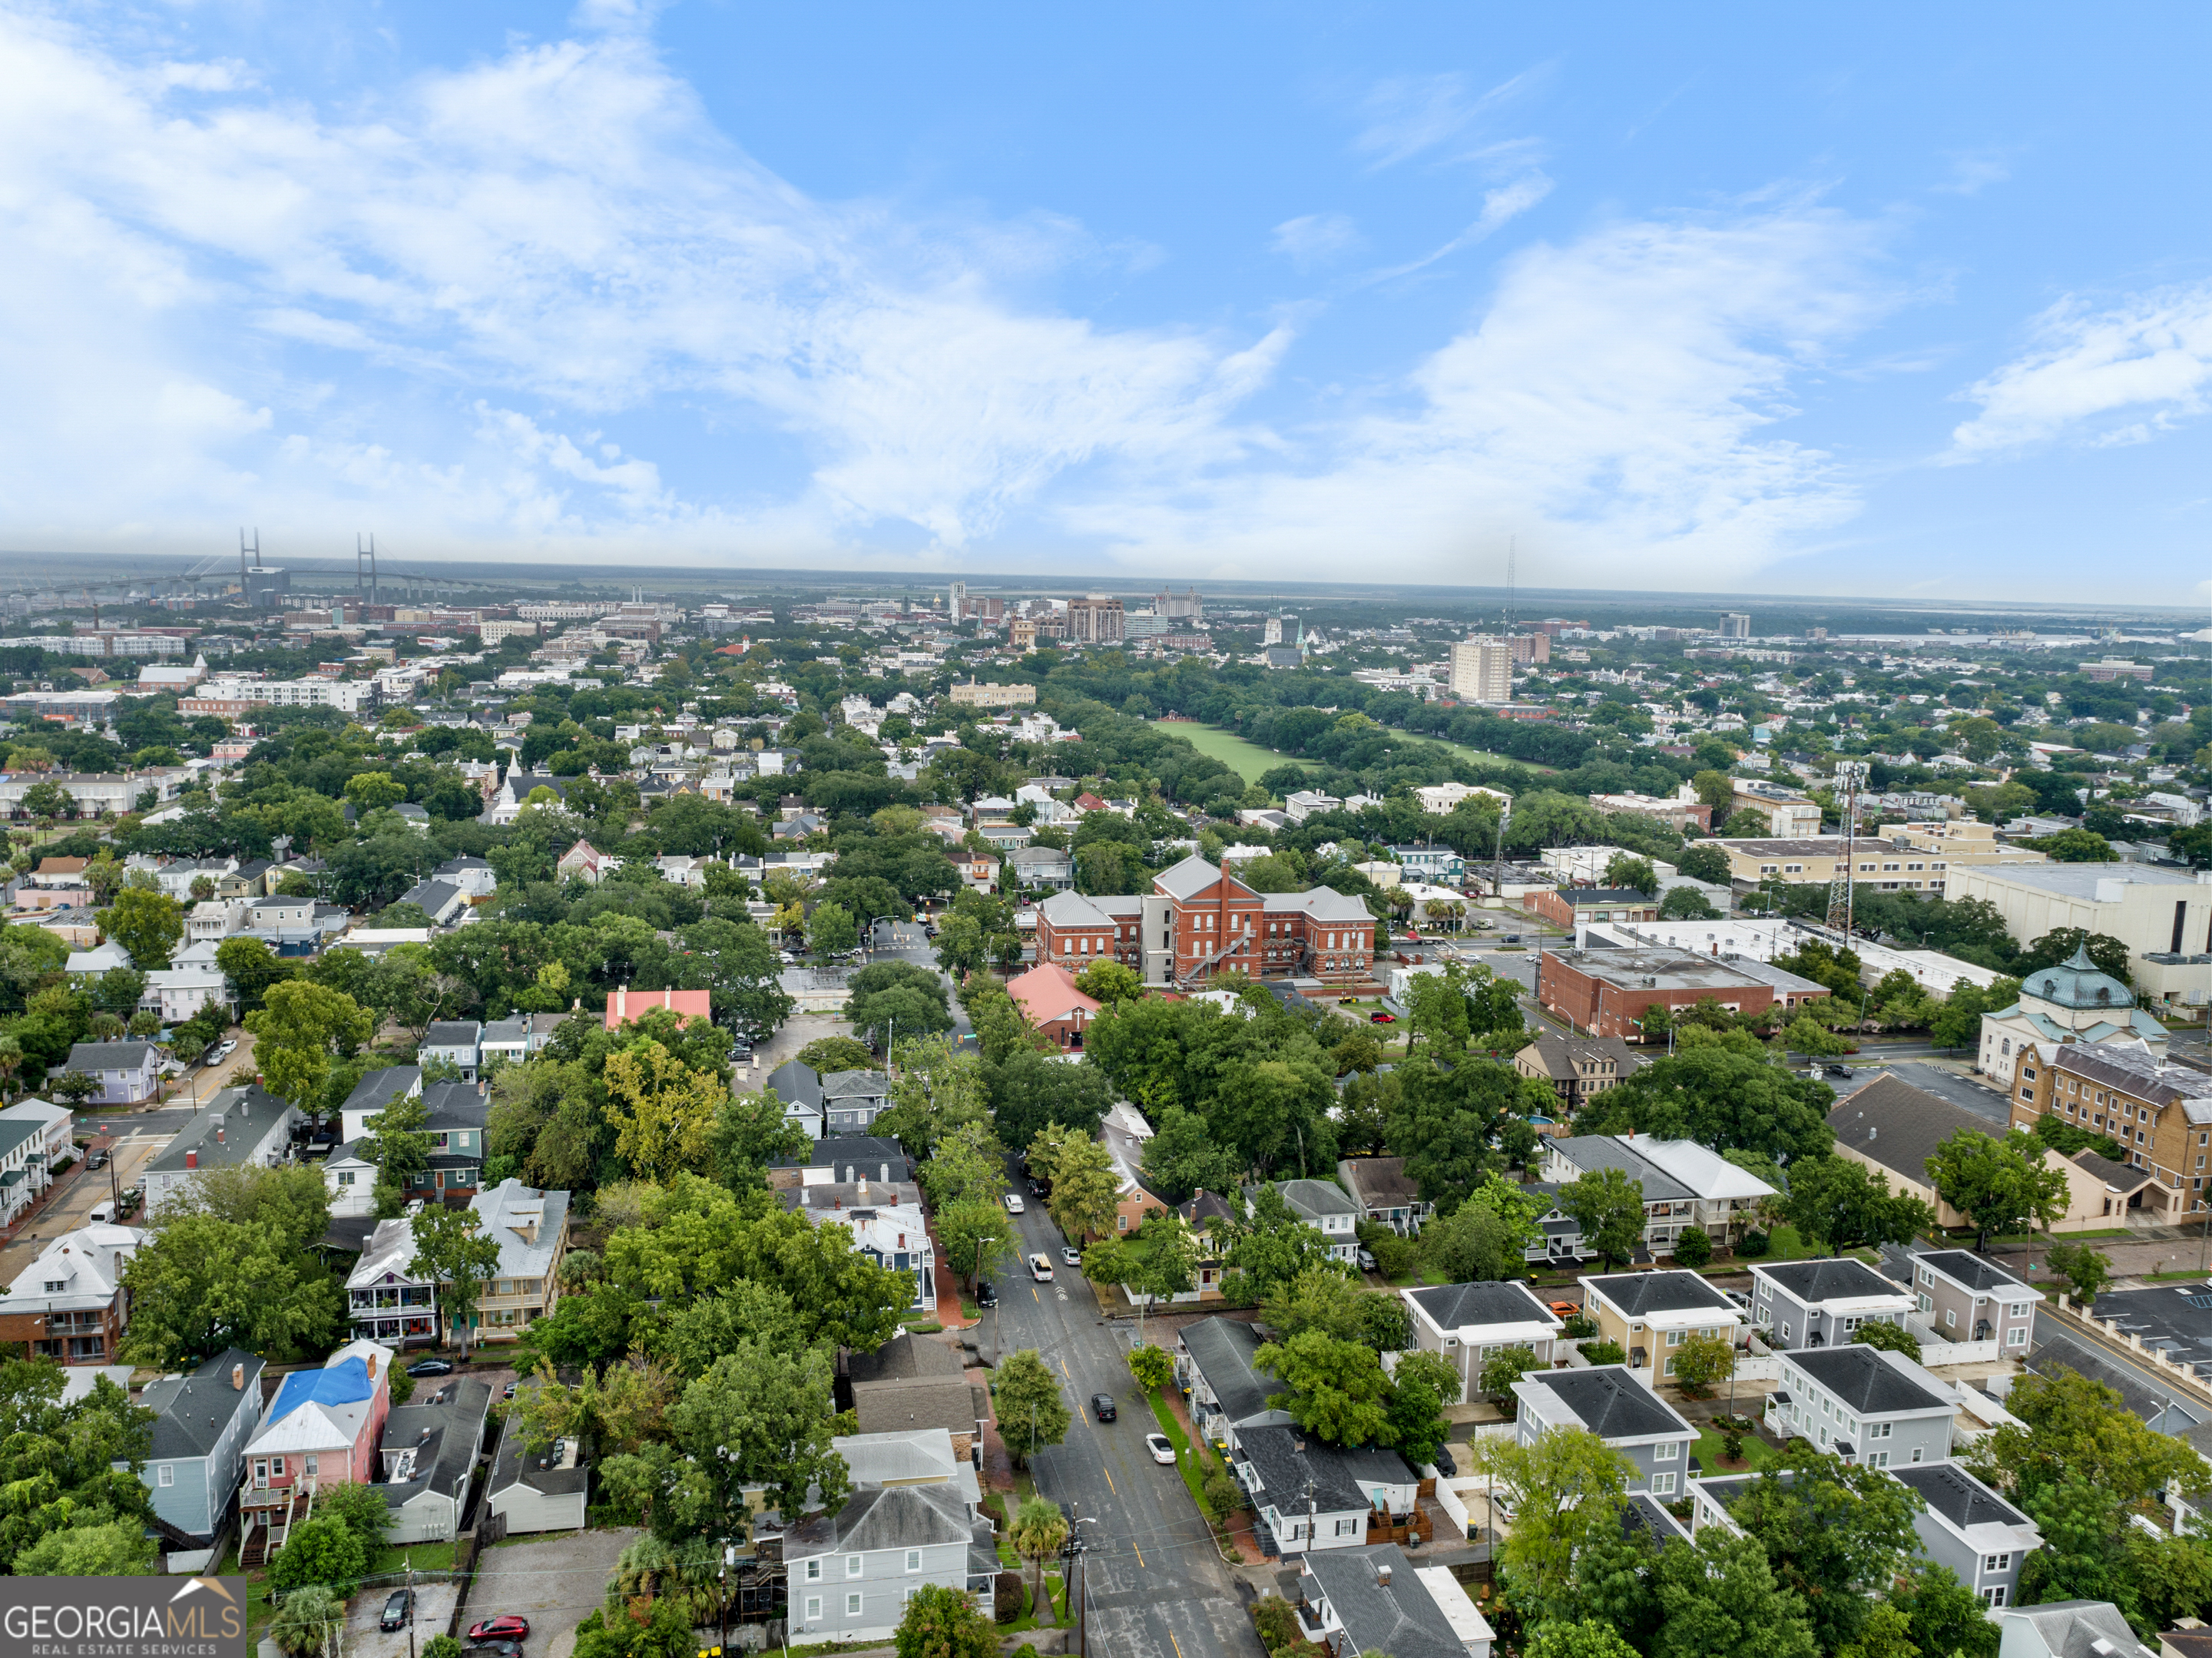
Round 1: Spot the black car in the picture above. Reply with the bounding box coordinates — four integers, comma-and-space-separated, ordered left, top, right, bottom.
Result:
407, 1358, 454, 1377
380, 1589, 414, 1632
86, 1148, 108, 1170
975, 1280, 997, 1309
1090, 1392, 1117, 1422
462, 1641, 522, 1658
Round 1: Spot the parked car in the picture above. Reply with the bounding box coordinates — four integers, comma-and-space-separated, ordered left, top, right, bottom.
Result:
975, 1280, 998, 1309
468, 1617, 531, 1644
85, 1147, 108, 1170
1028, 1253, 1055, 1282
1090, 1393, 1117, 1422
1369, 1011, 1396, 1024
407, 1358, 454, 1377
380, 1589, 414, 1632
1356, 1248, 1377, 1272
1061, 1245, 1081, 1267
1502, 935, 1522, 945
1144, 1433, 1176, 1465
465, 1641, 522, 1658
502, 1381, 518, 1401
1004, 1193, 1025, 1214
1548, 1300, 1579, 1319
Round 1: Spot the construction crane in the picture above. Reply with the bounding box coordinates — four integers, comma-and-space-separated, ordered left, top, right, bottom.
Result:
1825, 761, 1873, 935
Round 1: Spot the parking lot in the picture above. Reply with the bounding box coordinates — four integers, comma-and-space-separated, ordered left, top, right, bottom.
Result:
466, 1527, 639, 1658
343, 1580, 460, 1658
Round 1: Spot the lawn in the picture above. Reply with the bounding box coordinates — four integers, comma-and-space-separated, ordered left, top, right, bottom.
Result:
1147, 1387, 1215, 1519
1149, 720, 1313, 784
1691, 1421, 1780, 1474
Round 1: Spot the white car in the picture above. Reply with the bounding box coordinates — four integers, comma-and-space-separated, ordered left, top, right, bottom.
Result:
1029, 1253, 1055, 1282
1004, 1193, 1025, 1215
1144, 1433, 1176, 1465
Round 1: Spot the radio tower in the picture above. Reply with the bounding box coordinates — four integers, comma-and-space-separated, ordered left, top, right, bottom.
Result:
1825, 761, 1872, 935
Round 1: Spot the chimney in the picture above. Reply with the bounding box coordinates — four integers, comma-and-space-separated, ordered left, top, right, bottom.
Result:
1376, 1562, 1392, 1587
232, 1363, 245, 1390
215, 1124, 224, 1145
185, 1150, 197, 1169
365, 1352, 378, 1378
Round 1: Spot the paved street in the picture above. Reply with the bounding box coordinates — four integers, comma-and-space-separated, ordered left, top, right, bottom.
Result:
987, 1193, 1264, 1658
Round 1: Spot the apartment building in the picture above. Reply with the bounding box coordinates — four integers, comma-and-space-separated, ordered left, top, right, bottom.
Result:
1511, 1033, 1647, 1117
1578, 1270, 1744, 1380
1448, 639, 1512, 704
785, 1485, 992, 1645
1402, 1281, 1565, 1401
1541, 1136, 1777, 1252
1730, 781, 1823, 839
1707, 836, 1953, 895
1890, 1461, 2042, 1610
2006, 1038, 2212, 1216
946, 680, 1036, 708
1536, 946, 1828, 1041
1766, 1344, 1955, 1469
1979, 946, 2171, 1087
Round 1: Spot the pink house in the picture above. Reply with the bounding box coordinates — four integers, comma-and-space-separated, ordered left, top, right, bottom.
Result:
237, 1339, 393, 1564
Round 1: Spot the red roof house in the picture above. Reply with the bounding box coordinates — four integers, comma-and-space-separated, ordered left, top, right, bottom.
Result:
1005, 962, 1102, 1050
604, 985, 714, 1031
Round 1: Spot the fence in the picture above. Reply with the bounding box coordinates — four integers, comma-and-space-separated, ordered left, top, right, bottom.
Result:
1906, 1314, 1999, 1366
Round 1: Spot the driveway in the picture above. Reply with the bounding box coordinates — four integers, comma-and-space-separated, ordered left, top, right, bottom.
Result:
468, 1527, 639, 1658
343, 1581, 459, 1658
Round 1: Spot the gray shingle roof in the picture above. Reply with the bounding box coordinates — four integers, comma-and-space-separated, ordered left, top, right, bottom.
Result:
1408, 1281, 1558, 1332
143, 1349, 263, 1460
1826, 1073, 1998, 1187
64, 1041, 158, 1070
343, 1067, 420, 1114
849, 1332, 965, 1385
1756, 1257, 1908, 1306
791, 1483, 972, 1554
1530, 1366, 1693, 1439
1915, 1249, 2032, 1296
1237, 1425, 1367, 1514
422, 1021, 481, 1047
1789, 1345, 1949, 1415
1181, 1316, 1280, 1424
1889, 1461, 2028, 1531
1997, 1599, 2156, 1658
1275, 1178, 1359, 1223
1302, 1545, 1469, 1658
1154, 853, 1233, 902
1584, 1269, 1734, 1319
380, 1378, 492, 1505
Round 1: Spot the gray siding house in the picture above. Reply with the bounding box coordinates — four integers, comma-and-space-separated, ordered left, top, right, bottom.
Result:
1912, 1249, 2042, 1354
1767, 1344, 1955, 1470
1403, 1281, 1564, 1402
485, 1378, 588, 1534
785, 1484, 991, 1644
61, 1041, 162, 1107
136, 1348, 267, 1565
1512, 1367, 1697, 1497
821, 1070, 893, 1133
1750, 1257, 1918, 1349
1891, 1461, 2042, 1610
419, 1021, 482, 1081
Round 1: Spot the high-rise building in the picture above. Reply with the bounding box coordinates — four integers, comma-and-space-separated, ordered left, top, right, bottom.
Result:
1449, 638, 1513, 703
1068, 595, 1125, 644
1157, 587, 1204, 621
949, 581, 967, 618
1719, 612, 1752, 639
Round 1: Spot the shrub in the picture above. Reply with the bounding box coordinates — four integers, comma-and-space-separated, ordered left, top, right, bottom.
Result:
268, 1517, 367, 1597
1580, 1339, 1626, 1366
317, 1479, 393, 1548
424, 1639, 463, 1658
1203, 1467, 1242, 1515
1371, 1233, 1419, 1278
1720, 1429, 1746, 1461
1560, 1313, 1598, 1339
1735, 1229, 1770, 1257
994, 1571, 1025, 1623
1671, 1226, 1712, 1268
1253, 1596, 1303, 1654
1853, 1319, 1922, 1360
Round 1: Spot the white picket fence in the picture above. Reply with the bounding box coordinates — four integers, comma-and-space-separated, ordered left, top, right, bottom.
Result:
1906, 1315, 1998, 1366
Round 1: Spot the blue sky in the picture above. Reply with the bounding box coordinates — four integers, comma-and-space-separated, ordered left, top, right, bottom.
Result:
5, 1, 2211, 602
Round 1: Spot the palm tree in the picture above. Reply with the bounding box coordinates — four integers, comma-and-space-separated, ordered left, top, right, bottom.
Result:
1008, 1495, 1068, 1623
0, 1036, 22, 1103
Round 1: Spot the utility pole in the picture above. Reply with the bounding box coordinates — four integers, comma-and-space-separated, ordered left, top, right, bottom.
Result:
405, 1557, 416, 1658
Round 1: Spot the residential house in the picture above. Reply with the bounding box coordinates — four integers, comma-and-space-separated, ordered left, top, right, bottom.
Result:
1827, 1072, 2093, 1233
140, 964, 228, 1024
555, 839, 615, 882
1890, 1461, 2042, 1610
770, 1058, 826, 1140
1179, 1315, 1295, 1455
1750, 1258, 1918, 1350
0, 1096, 75, 1171
142, 1087, 300, 1216
1766, 1344, 1957, 1469
1284, 790, 1344, 823
1235, 1425, 1419, 1557
806, 1194, 935, 1315
1264, 1178, 1362, 1263
834, 1428, 981, 1505
1541, 1136, 1777, 1253
1007, 844, 1075, 892
1909, 1249, 2043, 1354
1512, 1366, 1698, 1496
338, 1066, 423, 1141
323, 1142, 381, 1219
1512, 1034, 1649, 1117
485, 1378, 590, 1535
1403, 1282, 1565, 1402
65, 940, 133, 980
419, 1021, 482, 1081
604, 985, 713, 1030
1578, 1270, 1745, 1380
1294, 1544, 1495, 1658
0, 1222, 145, 1364
1389, 845, 1465, 885
847, 1333, 985, 1462
1336, 1157, 1431, 1236
1995, 1600, 2156, 1658
393, 879, 469, 928
60, 1040, 161, 1106
472, 1180, 570, 1341
1002, 961, 1101, 1049
346, 1218, 440, 1348
952, 847, 999, 889
433, 855, 498, 899
137, 1349, 266, 1562
479, 1016, 531, 1068
237, 1339, 396, 1565
785, 1484, 992, 1645
821, 1070, 894, 1134
379, 1377, 494, 1544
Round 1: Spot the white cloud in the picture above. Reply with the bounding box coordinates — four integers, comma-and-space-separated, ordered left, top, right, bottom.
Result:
1271, 212, 1363, 266
1365, 171, 1554, 282
1350, 68, 1541, 170
1936, 149, 2012, 196
1950, 283, 2212, 457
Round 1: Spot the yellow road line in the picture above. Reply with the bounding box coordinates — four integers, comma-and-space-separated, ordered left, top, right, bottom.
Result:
1103, 1464, 1115, 1494
1133, 1543, 1144, 1567
1061, 1358, 1071, 1378
1169, 1632, 1184, 1658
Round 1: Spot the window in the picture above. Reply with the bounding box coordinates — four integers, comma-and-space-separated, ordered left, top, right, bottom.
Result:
1869, 1422, 1891, 1440
1911, 1448, 1924, 1464
1650, 1472, 1676, 1496
2008, 1326, 2028, 1347
1945, 1309, 1956, 1329
846, 1594, 863, 1618
805, 1598, 822, 1622
305, 1455, 318, 1477
1336, 1517, 1357, 1536
1982, 1586, 2008, 1608
1655, 1440, 1679, 1461
847, 1555, 863, 1577
41, 1279, 64, 1293
157, 1464, 174, 1487
1870, 1451, 1890, 1468
1984, 1553, 2012, 1573
806, 1560, 822, 1582
906, 1549, 922, 1573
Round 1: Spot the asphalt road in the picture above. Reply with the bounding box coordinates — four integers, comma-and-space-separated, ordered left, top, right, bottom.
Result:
987, 1192, 1265, 1658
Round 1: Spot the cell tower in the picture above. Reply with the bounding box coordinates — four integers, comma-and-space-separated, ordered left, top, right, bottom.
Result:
1825, 760, 1872, 935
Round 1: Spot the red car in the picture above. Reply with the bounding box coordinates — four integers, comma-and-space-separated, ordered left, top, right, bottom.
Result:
1369, 1011, 1396, 1024
468, 1617, 530, 1644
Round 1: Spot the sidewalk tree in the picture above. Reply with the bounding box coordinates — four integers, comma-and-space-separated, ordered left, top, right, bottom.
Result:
2045, 1239, 2114, 1303
1127, 1343, 1174, 1393
409, 1204, 502, 1355
246, 981, 375, 1127
876, 1036, 988, 1161
1474, 1426, 1634, 1622
892, 1583, 998, 1658
1034, 1130, 1122, 1243
936, 1198, 1018, 1290
1008, 1497, 1068, 1623
994, 1349, 1071, 1468
1925, 1127, 2069, 1250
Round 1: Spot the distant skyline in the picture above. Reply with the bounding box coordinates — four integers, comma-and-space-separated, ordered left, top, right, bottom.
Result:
5, 4, 2212, 604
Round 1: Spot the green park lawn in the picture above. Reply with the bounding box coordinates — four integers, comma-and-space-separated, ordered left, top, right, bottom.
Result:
1147, 720, 1313, 784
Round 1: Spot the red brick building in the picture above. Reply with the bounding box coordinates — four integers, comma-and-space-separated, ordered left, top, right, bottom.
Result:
1522, 886, 1663, 930
1536, 946, 1830, 1041
1032, 854, 1376, 989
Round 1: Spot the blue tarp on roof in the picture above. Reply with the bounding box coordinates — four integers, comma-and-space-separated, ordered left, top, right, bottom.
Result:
267, 1355, 373, 1422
